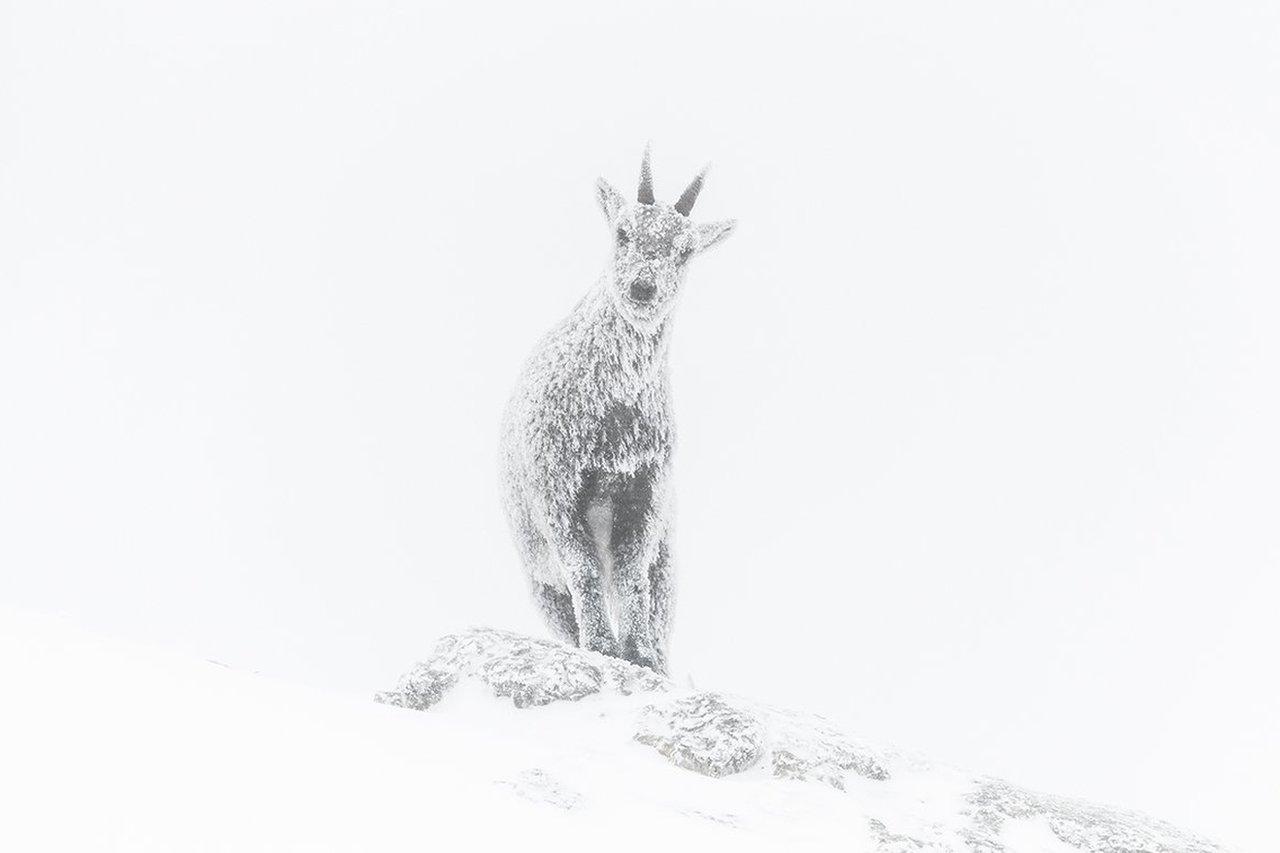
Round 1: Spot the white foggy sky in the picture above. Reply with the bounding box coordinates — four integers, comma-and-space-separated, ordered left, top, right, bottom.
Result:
2, 2, 1277, 849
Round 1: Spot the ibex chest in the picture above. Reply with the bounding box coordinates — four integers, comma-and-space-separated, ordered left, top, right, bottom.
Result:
592, 396, 671, 470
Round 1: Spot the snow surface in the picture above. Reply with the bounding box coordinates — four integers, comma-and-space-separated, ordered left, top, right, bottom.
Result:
1, 608, 1236, 853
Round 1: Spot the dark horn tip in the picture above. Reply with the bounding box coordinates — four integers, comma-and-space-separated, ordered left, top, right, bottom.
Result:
674, 163, 709, 216
637, 143, 655, 205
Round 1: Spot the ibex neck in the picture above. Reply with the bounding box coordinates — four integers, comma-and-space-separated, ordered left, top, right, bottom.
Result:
576, 277, 672, 392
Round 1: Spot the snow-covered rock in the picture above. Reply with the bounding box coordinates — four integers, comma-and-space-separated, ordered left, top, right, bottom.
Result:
380, 627, 1231, 853
635, 692, 766, 777
0, 610, 1239, 853
375, 628, 665, 710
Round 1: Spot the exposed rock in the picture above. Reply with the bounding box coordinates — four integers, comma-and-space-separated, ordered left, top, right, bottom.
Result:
635, 692, 765, 777
760, 704, 891, 786
374, 627, 666, 709
379, 629, 1233, 853
632, 691, 891, 787
868, 817, 951, 852
962, 780, 1224, 853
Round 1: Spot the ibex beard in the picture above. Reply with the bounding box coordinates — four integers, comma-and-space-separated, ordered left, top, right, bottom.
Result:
500, 147, 736, 675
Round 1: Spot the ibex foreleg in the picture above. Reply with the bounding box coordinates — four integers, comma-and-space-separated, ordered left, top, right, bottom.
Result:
547, 488, 621, 657
610, 465, 669, 674
646, 537, 674, 676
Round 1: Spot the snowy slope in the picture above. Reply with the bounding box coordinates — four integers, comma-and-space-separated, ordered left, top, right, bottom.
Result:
0, 609, 1235, 853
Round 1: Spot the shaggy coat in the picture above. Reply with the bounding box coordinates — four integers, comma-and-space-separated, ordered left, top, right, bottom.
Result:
500, 152, 735, 674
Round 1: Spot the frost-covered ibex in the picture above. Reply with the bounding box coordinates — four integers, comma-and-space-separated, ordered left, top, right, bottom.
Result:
500, 148, 736, 675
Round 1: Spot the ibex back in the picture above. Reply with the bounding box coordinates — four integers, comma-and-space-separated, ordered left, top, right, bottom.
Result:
500, 147, 736, 674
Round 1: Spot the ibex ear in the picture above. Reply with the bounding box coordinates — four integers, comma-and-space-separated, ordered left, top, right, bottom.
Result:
692, 219, 737, 254
596, 178, 626, 224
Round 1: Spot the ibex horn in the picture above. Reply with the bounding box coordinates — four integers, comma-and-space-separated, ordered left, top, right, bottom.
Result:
638, 144, 655, 205
674, 164, 709, 216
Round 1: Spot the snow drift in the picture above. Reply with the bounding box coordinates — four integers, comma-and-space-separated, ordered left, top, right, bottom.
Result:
0, 610, 1235, 852
377, 628, 1230, 853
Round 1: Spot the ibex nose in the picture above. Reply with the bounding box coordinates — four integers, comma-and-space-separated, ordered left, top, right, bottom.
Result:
629, 280, 657, 304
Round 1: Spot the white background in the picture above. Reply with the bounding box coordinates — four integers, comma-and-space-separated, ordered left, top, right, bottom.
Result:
2, 2, 1277, 849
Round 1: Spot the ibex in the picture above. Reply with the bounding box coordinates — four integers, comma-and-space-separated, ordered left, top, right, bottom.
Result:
500, 148, 736, 675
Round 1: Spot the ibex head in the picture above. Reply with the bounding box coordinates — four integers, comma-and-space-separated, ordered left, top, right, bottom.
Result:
596, 146, 736, 330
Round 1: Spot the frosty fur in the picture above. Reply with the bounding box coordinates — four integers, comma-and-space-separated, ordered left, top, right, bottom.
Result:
500, 149, 736, 675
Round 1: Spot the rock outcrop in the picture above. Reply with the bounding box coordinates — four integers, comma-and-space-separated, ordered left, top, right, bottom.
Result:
375, 627, 665, 710
378, 628, 1231, 853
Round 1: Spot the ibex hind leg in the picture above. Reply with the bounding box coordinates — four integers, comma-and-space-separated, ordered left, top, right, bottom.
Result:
533, 581, 579, 645
509, 503, 579, 645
